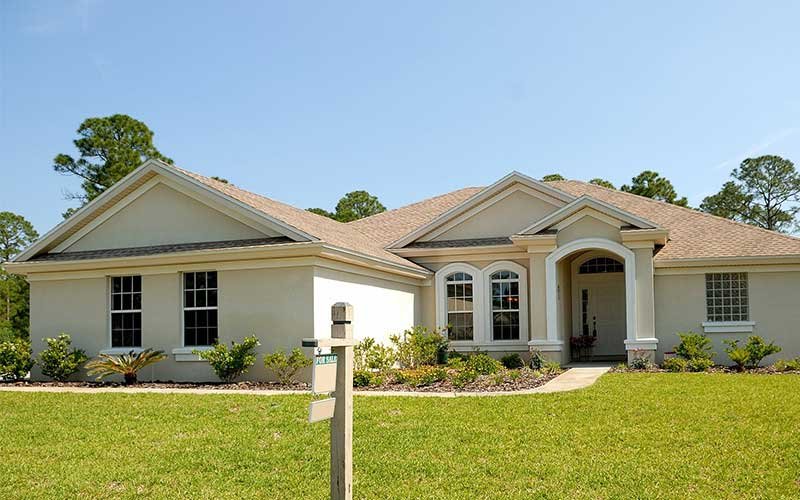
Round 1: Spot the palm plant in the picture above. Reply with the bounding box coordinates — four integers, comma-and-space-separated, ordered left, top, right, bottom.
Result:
85, 349, 166, 385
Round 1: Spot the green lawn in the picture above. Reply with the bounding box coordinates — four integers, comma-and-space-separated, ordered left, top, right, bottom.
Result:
1, 373, 799, 499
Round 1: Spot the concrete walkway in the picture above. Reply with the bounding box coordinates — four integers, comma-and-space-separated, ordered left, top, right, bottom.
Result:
0, 365, 611, 398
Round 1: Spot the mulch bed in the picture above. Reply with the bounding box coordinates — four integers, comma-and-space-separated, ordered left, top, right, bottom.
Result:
1, 369, 562, 393
355, 369, 561, 393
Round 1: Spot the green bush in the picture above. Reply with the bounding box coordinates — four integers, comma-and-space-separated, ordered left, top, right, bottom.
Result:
353, 370, 373, 387
662, 357, 688, 372
724, 339, 750, 371
744, 336, 781, 368
0, 326, 16, 343
500, 353, 524, 370
0, 338, 34, 380
450, 368, 478, 389
542, 360, 562, 375
394, 366, 447, 387
529, 349, 546, 370
264, 347, 311, 385
674, 332, 714, 361
354, 337, 395, 372
686, 357, 714, 372
773, 358, 800, 372
195, 335, 259, 383
38, 333, 88, 381
467, 353, 502, 375
390, 326, 448, 369
628, 350, 654, 371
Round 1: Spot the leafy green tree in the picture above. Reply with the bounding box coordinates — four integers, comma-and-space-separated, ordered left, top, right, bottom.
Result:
53, 114, 172, 210
541, 174, 565, 182
701, 155, 800, 232
589, 178, 615, 189
306, 207, 336, 219
334, 190, 386, 222
0, 212, 39, 338
307, 191, 386, 222
621, 170, 689, 207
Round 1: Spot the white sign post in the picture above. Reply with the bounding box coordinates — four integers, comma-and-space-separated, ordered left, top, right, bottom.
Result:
302, 302, 356, 500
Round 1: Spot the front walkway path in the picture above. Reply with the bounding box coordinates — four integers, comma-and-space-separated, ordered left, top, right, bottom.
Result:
0, 366, 612, 398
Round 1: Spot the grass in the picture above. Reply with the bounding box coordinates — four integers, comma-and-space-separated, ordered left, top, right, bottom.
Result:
1, 373, 799, 499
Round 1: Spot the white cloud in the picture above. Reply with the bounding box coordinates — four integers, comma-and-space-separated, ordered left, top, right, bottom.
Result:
713, 127, 799, 170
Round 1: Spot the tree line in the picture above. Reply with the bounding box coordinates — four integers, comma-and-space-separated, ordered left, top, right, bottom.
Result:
1, 114, 799, 340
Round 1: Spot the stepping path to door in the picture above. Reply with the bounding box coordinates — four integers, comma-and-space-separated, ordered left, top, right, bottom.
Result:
0, 365, 612, 398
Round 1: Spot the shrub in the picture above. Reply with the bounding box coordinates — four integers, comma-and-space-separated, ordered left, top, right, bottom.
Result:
394, 366, 447, 387
39, 334, 88, 381
450, 368, 478, 389
723, 339, 750, 371
662, 357, 688, 372
353, 370, 373, 387
686, 357, 714, 372
0, 338, 35, 380
542, 360, 562, 375
390, 326, 448, 369
354, 337, 395, 372
0, 326, 16, 343
743, 336, 781, 368
264, 347, 311, 385
674, 332, 714, 361
85, 348, 166, 385
773, 358, 800, 372
628, 350, 654, 371
529, 349, 546, 370
500, 353, 524, 370
195, 335, 259, 383
466, 353, 502, 375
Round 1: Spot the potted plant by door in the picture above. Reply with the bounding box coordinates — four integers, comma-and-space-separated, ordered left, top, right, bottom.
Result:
570, 335, 597, 361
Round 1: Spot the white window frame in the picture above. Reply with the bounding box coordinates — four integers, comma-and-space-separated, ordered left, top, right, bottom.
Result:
435, 263, 483, 345
483, 261, 528, 344
181, 270, 219, 348
104, 275, 143, 354
702, 272, 754, 333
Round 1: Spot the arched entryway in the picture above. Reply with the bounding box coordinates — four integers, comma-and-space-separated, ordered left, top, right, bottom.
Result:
570, 252, 627, 360
544, 238, 637, 360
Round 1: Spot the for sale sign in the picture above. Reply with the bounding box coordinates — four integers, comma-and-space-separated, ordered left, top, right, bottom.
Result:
311, 353, 337, 395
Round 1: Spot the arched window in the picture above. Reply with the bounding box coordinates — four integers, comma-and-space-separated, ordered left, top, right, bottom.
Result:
490, 270, 520, 340
445, 271, 474, 341
579, 257, 623, 274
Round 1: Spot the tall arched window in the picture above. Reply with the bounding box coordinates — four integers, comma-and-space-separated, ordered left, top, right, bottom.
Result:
445, 271, 474, 341
490, 270, 520, 340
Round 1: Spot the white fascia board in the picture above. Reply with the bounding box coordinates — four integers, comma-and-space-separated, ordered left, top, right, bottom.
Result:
389, 171, 576, 249
517, 196, 661, 235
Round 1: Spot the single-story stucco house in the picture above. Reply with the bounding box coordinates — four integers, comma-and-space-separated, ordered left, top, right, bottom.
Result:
7, 159, 800, 381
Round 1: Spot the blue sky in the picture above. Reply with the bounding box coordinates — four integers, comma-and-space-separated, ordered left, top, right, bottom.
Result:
2, 0, 799, 234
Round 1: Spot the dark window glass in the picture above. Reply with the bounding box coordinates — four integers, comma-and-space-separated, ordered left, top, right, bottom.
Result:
445, 271, 473, 341
183, 271, 218, 346
579, 257, 624, 274
490, 270, 520, 341
111, 276, 142, 348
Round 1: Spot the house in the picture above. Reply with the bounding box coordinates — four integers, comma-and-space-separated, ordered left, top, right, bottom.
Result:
7, 159, 800, 381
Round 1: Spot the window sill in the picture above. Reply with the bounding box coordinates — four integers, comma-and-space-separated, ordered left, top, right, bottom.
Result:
99, 348, 144, 356
702, 321, 755, 334
172, 346, 213, 362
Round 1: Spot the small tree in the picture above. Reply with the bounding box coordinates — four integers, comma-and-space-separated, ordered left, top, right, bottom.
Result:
0, 338, 35, 380
264, 348, 311, 385
621, 170, 689, 207
542, 174, 565, 182
195, 336, 259, 383
743, 336, 781, 368
39, 334, 88, 381
589, 178, 615, 189
84, 349, 166, 385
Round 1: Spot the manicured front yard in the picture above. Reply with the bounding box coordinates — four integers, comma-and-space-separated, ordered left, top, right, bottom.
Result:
1, 373, 799, 499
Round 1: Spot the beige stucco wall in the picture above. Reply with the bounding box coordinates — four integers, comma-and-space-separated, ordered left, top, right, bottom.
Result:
556, 216, 621, 246
29, 266, 315, 382
67, 183, 270, 252
428, 189, 559, 241
654, 270, 800, 365
312, 267, 421, 344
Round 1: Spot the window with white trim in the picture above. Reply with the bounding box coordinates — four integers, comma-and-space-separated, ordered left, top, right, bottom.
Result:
445, 271, 474, 341
490, 270, 520, 340
183, 271, 218, 346
110, 276, 142, 348
705, 272, 748, 322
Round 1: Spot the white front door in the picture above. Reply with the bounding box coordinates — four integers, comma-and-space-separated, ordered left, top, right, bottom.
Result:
572, 266, 627, 357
